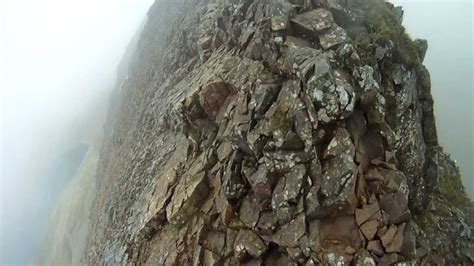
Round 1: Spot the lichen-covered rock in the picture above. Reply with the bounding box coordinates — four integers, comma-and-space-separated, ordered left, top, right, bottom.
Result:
291, 9, 334, 36
87, 1, 474, 265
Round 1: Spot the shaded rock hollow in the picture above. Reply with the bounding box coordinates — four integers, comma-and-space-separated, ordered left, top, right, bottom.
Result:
87, 0, 474, 265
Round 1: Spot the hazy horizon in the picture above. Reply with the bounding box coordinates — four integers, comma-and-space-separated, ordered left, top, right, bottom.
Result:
1, 0, 153, 263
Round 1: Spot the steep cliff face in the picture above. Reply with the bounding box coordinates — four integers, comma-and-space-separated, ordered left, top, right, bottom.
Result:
87, 0, 473, 265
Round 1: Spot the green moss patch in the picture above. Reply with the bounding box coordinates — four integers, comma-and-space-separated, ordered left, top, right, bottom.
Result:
268, 108, 291, 133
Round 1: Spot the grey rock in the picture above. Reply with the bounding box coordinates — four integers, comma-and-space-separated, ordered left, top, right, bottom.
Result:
319, 25, 349, 49
273, 214, 306, 247
271, 164, 306, 210
235, 230, 267, 259
271, 0, 296, 31
291, 9, 334, 36
414, 38, 428, 62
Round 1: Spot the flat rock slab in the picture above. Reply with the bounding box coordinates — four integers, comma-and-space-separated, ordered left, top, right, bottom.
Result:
291, 9, 334, 35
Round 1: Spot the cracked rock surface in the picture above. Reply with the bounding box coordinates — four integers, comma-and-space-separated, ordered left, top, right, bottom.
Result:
87, 0, 474, 265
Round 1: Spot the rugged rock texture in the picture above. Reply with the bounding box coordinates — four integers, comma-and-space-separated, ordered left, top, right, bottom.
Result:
87, 0, 473, 265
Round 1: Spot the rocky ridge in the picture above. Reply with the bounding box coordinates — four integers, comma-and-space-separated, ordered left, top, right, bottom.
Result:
87, 0, 473, 265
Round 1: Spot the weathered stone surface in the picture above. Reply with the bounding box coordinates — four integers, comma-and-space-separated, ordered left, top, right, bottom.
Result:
200, 81, 233, 119
414, 38, 428, 62
379, 192, 410, 224
240, 194, 261, 228
166, 171, 209, 225
360, 220, 379, 240
307, 64, 355, 123
355, 203, 381, 226
320, 25, 349, 49
291, 9, 334, 35
320, 128, 358, 211
273, 214, 306, 247
320, 216, 362, 250
271, 164, 305, 209
235, 230, 267, 259
271, 0, 296, 31
367, 240, 384, 257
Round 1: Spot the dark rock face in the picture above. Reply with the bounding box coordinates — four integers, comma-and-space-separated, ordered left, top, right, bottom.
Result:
87, 0, 473, 265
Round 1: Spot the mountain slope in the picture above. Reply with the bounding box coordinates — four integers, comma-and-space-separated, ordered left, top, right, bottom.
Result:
87, 0, 473, 264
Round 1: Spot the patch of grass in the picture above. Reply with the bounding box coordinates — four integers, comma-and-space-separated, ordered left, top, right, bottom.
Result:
365, 0, 420, 68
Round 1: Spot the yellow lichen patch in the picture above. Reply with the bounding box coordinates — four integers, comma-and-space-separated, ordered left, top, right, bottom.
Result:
268, 107, 291, 133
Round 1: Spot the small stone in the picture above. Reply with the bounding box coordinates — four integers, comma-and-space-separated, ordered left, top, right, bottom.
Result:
355, 203, 381, 226
360, 220, 378, 240
385, 223, 405, 253
380, 224, 398, 249
367, 240, 384, 257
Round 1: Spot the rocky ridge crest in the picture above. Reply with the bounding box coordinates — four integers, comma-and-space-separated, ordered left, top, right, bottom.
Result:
87, 0, 473, 265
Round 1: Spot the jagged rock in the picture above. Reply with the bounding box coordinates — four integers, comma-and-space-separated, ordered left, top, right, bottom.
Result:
320, 128, 358, 211
223, 151, 247, 201
320, 25, 349, 49
360, 220, 379, 240
379, 192, 410, 224
240, 194, 261, 228
284, 36, 311, 48
256, 211, 278, 234
234, 230, 267, 260
273, 214, 306, 247
166, 171, 209, 225
200, 229, 226, 255
307, 63, 355, 123
414, 38, 428, 62
291, 9, 334, 36
245, 164, 273, 202
367, 240, 384, 256
250, 80, 282, 115
199, 82, 233, 119
264, 150, 312, 174
380, 224, 404, 252
323, 250, 353, 265
270, 0, 296, 31
355, 203, 381, 226
385, 222, 405, 253
271, 164, 305, 210
283, 46, 323, 79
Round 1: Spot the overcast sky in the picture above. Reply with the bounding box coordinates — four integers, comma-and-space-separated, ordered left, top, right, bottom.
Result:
1, 0, 153, 263
0, 0, 472, 264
